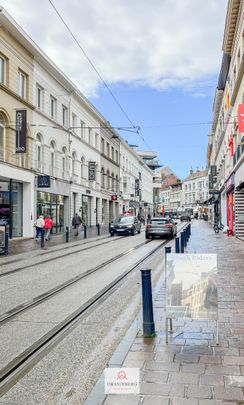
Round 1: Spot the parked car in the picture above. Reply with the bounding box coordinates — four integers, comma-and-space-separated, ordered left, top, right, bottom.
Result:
145, 217, 177, 239
110, 216, 141, 236
180, 213, 191, 222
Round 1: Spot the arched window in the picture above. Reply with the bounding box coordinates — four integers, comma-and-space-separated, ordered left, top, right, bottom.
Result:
72, 151, 76, 176
0, 112, 6, 161
101, 167, 105, 188
111, 172, 115, 192
116, 175, 119, 192
80, 156, 85, 180
62, 147, 67, 177
50, 140, 56, 176
106, 170, 110, 190
36, 133, 43, 170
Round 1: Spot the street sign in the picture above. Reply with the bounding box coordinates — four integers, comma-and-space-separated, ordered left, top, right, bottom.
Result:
135, 179, 140, 196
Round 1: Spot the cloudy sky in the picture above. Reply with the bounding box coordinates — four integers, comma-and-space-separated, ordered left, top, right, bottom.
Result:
1, 0, 228, 178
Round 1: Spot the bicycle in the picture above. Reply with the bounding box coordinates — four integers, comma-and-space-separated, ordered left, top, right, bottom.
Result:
213, 223, 224, 233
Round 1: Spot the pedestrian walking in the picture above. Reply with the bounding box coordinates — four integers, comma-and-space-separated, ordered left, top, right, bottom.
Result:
35, 215, 44, 241
72, 213, 82, 236
44, 215, 53, 241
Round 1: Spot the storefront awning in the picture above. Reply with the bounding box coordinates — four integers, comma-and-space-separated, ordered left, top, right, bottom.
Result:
204, 194, 220, 205
236, 181, 244, 191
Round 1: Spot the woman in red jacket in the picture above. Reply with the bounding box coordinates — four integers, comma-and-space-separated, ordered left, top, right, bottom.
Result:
44, 215, 54, 241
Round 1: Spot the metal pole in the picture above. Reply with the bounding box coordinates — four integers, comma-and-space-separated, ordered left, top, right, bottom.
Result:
97, 223, 100, 236
65, 226, 69, 243
84, 225, 87, 239
140, 269, 155, 337
175, 237, 180, 253
189, 223, 191, 236
4, 232, 8, 256
180, 231, 184, 253
41, 229, 45, 249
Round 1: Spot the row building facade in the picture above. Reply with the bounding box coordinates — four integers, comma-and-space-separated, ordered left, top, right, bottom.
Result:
0, 7, 153, 239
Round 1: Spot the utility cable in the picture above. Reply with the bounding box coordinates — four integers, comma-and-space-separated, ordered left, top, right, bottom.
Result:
48, 0, 140, 136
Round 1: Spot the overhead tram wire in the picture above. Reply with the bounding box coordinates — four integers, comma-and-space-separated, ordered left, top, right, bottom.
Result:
48, 0, 142, 139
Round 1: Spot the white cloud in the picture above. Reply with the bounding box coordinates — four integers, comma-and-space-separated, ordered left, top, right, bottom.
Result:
1, 0, 228, 97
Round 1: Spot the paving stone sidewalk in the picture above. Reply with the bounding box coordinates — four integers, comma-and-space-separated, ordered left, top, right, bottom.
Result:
104, 220, 244, 405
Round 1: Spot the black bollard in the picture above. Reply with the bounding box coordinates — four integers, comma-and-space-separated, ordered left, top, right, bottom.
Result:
189, 223, 191, 236
175, 237, 180, 253
141, 269, 155, 337
84, 225, 87, 239
165, 246, 171, 255
41, 230, 45, 249
4, 232, 9, 256
97, 223, 100, 236
183, 229, 187, 247
180, 231, 184, 253
65, 226, 69, 243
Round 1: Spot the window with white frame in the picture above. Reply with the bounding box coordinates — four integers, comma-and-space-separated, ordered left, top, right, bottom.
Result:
101, 167, 105, 188
106, 142, 110, 157
0, 112, 6, 160
36, 133, 42, 170
72, 151, 76, 175
50, 96, 57, 120
111, 146, 114, 161
123, 176, 127, 193
72, 113, 77, 133
101, 137, 105, 153
0, 56, 6, 85
95, 133, 99, 149
111, 173, 115, 191
62, 105, 68, 127
116, 175, 119, 192
80, 121, 85, 138
106, 170, 110, 189
88, 127, 92, 144
50, 141, 56, 175
18, 70, 27, 98
36, 84, 43, 110
81, 157, 85, 179
116, 150, 119, 164
62, 147, 67, 177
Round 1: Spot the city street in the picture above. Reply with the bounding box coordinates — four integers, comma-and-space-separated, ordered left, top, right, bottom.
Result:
0, 223, 184, 403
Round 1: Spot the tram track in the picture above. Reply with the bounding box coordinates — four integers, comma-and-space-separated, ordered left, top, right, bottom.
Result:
0, 222, 186, 397
0, 236, 170, 397
0, 234, 126, 278
0, 239, 151, 324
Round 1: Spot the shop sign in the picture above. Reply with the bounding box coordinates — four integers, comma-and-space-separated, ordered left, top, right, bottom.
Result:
37, 175, 51, 188
129, 200, 139, 208
16, 110, 27, 153
238, 104, 244, 133
88, 161, 96, 181
111, 194, 117, 201
226, 174, 234, 192
135, 179, 140, 197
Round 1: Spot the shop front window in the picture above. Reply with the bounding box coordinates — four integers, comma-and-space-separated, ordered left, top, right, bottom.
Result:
37, 191, 64, 233
0, 179, 23, 237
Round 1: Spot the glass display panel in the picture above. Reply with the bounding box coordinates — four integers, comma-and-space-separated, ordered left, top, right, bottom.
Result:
166, 253, 218, 320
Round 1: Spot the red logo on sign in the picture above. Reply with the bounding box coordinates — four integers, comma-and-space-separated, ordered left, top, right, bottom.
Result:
117, 370, 127, 380
111, 195, 117, 201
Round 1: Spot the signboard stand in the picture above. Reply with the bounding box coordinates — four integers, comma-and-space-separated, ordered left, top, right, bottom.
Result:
165, 253, 218, 345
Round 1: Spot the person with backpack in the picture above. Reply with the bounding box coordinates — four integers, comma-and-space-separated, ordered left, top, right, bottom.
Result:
72, 213, 82, 236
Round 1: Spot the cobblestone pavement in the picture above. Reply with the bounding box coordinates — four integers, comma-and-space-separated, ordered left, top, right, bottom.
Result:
104, 220, 244, 404
3, 225, 110, 256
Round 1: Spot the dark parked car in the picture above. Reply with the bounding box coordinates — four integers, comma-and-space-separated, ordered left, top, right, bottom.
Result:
145, 217, 177, 239
180, 213, 191, 222
110, 216, 141, 236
